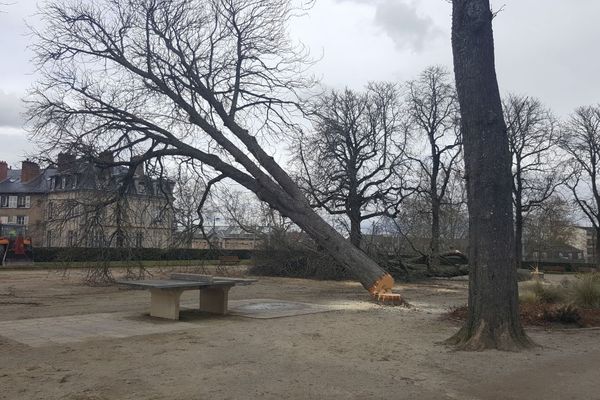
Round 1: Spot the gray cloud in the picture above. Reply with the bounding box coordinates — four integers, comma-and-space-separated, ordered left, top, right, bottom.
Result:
0, 91, 25, 128
336, 0, 442, 52
0, 128, 33, 165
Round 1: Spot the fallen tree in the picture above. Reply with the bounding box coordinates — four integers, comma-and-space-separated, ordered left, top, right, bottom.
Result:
29, 0, 398, 297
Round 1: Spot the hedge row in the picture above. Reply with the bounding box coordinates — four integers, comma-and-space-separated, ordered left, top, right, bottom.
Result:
520, 260, 598, 273
32, 247, 254, 263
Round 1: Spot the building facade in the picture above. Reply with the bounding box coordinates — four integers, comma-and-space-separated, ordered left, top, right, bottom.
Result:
0, 161, 55, 246
0, 155, 174, 249
190, 226, 265, 250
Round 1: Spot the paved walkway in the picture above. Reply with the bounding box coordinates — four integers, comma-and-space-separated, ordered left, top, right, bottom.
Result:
0, 299, 338, 347
0, 312, 198, 347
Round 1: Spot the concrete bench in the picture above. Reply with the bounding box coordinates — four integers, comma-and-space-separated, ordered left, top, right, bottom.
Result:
117, 274, 256, 320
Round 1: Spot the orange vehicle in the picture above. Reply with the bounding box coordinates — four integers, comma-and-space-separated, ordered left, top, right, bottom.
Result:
0, 224, 33, 266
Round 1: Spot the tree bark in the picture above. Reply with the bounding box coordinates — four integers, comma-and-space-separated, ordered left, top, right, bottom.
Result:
349, 203, 363, 248
261, 188, 391, 293
514, 200, 524, 266
595, 227, 600, 268
430, 196, 441, 271
447, 0, 533, 350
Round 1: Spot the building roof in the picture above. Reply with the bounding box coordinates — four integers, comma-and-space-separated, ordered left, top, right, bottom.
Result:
0, 168, 57, 194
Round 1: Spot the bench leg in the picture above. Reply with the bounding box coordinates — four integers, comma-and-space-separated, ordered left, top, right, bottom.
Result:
199, 287, 231, 315
149, 288, 184, 320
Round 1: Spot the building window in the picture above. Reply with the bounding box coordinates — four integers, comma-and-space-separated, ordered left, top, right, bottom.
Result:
91, 230, 105, 248
67, 230, 77, 247
8, 196, 17, 208
135, 232, 143, 248
17, 196, 29, 208
16, 216, 25, 225
0, 196, 8, 208
115, 231, 125, 248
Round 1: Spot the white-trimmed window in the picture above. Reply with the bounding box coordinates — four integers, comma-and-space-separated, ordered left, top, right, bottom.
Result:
16, 216, 26, 225
135, 232, 143, 248
8, 196, 17, 208
17, 196, 29, 208
0, 216, 8, 224
67, 230, 77, 246
0, 196, 8, 208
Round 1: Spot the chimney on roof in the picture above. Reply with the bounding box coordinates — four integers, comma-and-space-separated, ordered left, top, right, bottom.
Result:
57, 153, 76, 172
130, 155, 145, 177
0, 161, 7, 182
20, 161, 41, 183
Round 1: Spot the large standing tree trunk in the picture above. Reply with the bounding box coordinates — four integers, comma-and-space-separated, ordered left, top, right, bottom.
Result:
349, 206, 363, 249
447, 0, 532, 350
595, 227, 600, 268
430, 196, 441, 271
514, 200, 524, 266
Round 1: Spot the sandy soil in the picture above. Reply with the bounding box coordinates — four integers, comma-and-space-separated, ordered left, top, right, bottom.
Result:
1, 268, 599, 400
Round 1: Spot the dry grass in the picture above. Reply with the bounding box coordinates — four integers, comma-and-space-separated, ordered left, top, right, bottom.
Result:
519, 281, 565, 304
446, 273, 600, 329
571, 274, 600, 308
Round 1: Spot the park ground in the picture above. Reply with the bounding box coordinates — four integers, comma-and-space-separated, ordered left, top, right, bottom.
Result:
0, 268, 599, 400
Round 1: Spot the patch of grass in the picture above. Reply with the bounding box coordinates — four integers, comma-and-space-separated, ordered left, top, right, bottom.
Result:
532, 281, 566, 304
519, 281, 565, 304
571, 274, 600, 308
519, 290, 539, 304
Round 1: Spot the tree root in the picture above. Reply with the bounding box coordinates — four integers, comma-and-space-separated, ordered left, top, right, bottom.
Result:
445, 322, 537, 352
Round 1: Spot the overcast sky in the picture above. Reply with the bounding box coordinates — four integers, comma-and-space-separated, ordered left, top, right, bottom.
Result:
1, 0, 599, 166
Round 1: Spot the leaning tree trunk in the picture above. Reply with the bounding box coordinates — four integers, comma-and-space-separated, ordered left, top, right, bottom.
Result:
447, 0, 532, 350
255, 185, 395, 296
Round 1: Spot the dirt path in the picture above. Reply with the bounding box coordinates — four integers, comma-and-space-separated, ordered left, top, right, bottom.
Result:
0, 270, 598, 399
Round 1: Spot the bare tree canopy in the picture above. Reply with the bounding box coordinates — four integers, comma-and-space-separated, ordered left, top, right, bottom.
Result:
561, 105, 600, 266
406, 65, 461, 270
28, 0, 397, 295
503, 94, 560, 263
447, 0, 532, 350
296, 83, 411, 247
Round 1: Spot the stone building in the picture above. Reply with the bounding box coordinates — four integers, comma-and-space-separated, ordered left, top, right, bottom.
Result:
0, 160, 55, 246
190, 226, 265, 250
0, 154, 174, 249
45, 153, 174, 248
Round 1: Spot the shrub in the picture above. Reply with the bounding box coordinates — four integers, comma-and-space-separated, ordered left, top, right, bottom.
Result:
532, 281, 566, 304
519, 290, 539, 304
250, 249, 352, 280
571, 274, 600, 308
519, 281, 566, 304
542, 304, 582, 326
32, 247, 253, 263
